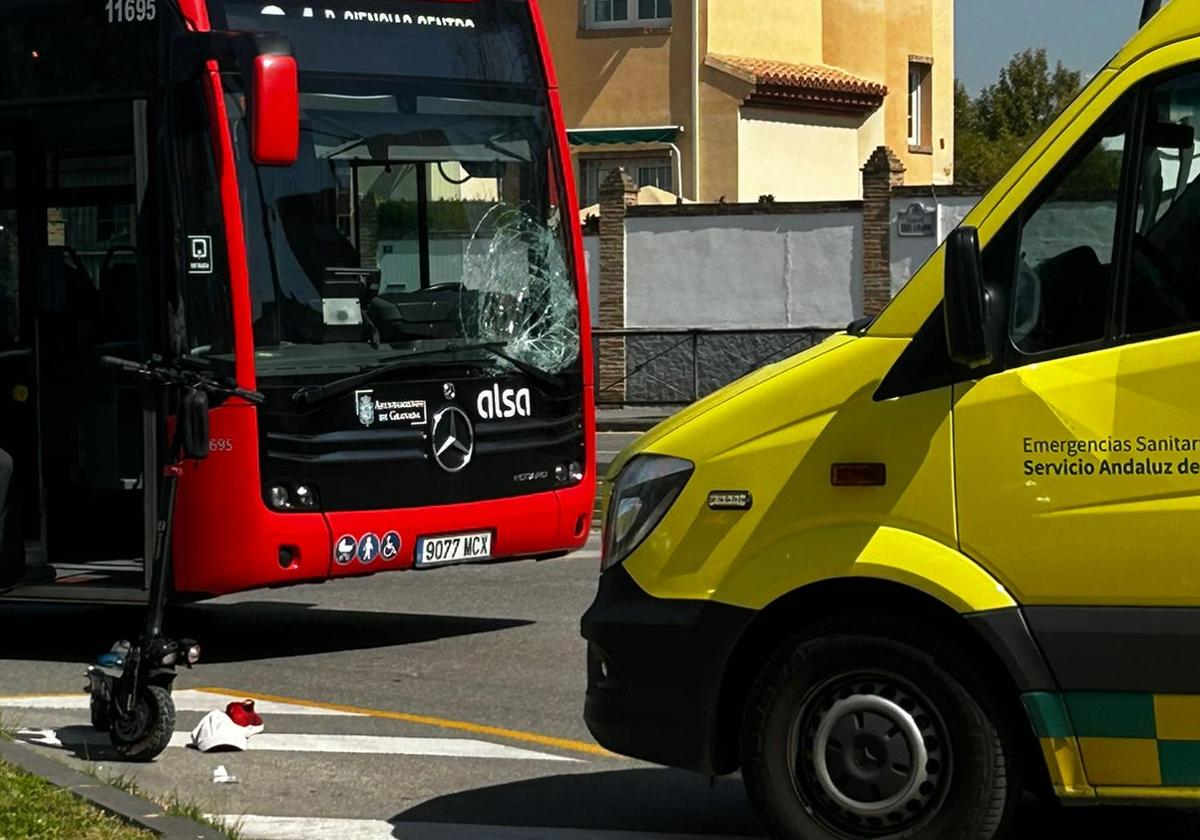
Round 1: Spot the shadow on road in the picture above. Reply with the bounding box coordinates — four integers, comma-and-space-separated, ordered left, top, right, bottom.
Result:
0, 601, 531, 664
17, 724, 140, 762
394, 768, 761, 836
393, 768, 1200, 839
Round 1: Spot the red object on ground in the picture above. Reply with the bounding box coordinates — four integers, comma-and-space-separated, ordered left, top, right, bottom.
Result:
225, 700, 263, 728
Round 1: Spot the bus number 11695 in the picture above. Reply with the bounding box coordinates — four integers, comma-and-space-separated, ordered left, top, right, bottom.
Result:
106, 0, 156, 23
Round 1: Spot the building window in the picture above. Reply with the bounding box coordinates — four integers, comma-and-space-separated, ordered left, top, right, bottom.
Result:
579, 155, 674, 207
908, 60, 933, 150
96, 203, 133, 246
587, 0, 671, 29
637, 163, 672, 192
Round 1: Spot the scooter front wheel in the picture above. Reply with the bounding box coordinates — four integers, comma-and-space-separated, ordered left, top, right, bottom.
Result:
89, 693, 111, 733
110, 686, 175, 761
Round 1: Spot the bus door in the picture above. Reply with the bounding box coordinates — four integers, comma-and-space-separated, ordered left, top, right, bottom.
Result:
1, 99, 154, 582
0, 125, 40, 564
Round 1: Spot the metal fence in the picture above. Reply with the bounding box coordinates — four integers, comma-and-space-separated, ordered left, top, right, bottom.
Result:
593, 327, 836, 407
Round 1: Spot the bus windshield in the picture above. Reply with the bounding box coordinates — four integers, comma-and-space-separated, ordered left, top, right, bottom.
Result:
213, 1, 580, 381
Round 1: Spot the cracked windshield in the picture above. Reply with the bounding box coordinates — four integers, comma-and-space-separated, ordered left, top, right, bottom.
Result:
225, 77, 580, 380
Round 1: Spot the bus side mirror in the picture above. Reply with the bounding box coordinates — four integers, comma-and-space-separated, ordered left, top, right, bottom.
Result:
178, 389, 211, 461
249, 54, 299, 167
170, 31, 300, 167
944, 226, 993, 368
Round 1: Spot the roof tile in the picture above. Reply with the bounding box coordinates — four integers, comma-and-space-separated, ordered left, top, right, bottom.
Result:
711, 54, 887, 98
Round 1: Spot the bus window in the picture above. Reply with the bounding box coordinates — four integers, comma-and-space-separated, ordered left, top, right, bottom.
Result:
0, 152, 16, 343
173, 85, 234, 367
0, 0, 159, 101
226, 76, 580, 377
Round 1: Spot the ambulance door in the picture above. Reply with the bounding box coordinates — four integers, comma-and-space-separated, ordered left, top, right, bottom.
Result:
957, 61, 1200, 670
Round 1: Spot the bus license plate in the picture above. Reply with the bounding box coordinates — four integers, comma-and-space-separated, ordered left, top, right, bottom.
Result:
415, 532, 493, 568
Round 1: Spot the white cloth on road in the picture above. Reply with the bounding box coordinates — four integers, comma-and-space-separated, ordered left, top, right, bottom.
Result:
191, 710, 248, 752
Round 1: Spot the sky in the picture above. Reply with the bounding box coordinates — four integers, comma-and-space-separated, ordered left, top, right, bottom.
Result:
956, 0, 1142, 93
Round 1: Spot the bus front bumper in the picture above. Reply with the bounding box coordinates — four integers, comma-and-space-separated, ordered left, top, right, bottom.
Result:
580, 565, 755, 775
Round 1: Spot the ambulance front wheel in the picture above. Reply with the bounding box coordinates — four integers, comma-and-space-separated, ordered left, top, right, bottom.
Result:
110, 686, 175, 762
741, 614, 1023, 840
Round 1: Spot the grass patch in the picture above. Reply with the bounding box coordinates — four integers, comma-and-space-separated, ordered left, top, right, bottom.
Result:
162, 794, 243, 840
88, 767, 242, 840
0, 758, 155, 840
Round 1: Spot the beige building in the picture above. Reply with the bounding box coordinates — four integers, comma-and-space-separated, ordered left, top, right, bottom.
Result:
544, 0, 954, 205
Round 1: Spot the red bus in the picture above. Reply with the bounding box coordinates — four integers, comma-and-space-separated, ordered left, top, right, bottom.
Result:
0, 0, 594, 602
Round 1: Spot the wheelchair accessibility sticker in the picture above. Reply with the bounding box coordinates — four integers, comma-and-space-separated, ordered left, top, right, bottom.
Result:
381, 532, 402, 562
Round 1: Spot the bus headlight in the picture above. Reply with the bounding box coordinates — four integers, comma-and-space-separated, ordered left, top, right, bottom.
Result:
269, 486, 289, 509
601, 455, 693, 572
268, 483, 318, 510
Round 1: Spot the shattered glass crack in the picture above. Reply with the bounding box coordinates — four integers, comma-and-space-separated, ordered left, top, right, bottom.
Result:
460, 204, 580, 375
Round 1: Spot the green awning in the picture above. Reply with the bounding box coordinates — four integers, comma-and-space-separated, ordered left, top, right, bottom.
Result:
567, 126, 682, 146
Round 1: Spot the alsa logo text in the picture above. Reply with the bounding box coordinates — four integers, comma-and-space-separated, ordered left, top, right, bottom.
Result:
476, 385, 532, 419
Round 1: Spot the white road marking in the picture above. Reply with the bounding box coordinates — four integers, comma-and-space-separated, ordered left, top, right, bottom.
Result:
17, 728, 577, 761
0, 690, 363, 716
216, 816, 758, 840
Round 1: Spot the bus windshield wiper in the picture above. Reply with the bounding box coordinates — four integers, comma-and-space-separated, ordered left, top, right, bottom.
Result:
473, 343, 564, 391
291, 342, 562, 407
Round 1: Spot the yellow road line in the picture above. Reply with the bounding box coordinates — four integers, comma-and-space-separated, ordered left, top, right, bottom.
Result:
194, 686, 616, 759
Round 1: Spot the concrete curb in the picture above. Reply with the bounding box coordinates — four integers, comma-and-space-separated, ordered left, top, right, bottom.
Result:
0, 737, 228, 840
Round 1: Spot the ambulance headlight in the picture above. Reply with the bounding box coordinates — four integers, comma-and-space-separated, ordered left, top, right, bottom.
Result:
602, 455, 693, 572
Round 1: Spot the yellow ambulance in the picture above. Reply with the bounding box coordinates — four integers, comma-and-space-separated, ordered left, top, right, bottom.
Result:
583, 3, 1200, 838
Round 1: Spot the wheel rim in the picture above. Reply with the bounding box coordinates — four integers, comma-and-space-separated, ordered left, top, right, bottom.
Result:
788, 672, 950, 837
111, 696, 153, 744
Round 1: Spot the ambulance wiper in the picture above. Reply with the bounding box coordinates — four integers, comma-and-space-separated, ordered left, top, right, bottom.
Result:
291, 342, 561, 408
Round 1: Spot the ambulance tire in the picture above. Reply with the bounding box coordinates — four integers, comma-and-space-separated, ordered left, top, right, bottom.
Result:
110, 686, 175, 762
741, 614, 1021, 840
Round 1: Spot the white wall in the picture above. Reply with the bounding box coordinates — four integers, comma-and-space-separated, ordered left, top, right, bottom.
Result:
1021, 202, 1119, 265
889, 195, 978, 294
738, 108, 866, 203
624, 212, 863, 329
583, 233, 600, 326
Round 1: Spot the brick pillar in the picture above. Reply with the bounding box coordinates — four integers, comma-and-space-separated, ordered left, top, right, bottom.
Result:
861, 146, 906, 317
597, 168, 638, 404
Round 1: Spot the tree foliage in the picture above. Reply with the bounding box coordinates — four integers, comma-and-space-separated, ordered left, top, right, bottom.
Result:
956, 49, 1084, 188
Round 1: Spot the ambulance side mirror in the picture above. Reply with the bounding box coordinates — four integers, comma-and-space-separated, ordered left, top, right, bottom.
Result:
944, 226, 993, 369
249, 53, 300, 167
178, 389, 211, 462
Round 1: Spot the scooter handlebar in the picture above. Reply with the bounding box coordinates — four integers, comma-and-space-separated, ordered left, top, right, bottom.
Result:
230, 387, 266, 405
100, 356, 265, 405
99, 355, 147, 374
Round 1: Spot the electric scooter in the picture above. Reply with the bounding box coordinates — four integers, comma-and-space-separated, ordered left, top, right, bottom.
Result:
85, 355, 264, 760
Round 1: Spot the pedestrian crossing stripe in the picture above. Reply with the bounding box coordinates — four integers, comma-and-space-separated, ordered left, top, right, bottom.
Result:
212, 816, 761, 840
0, 690, 364, 716
16, 727, 577, 761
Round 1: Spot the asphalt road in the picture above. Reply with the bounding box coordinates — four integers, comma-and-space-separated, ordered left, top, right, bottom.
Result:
3, 527, 1200, 839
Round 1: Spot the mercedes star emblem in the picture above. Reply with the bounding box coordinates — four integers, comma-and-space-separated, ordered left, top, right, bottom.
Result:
431, 406, 474, 473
